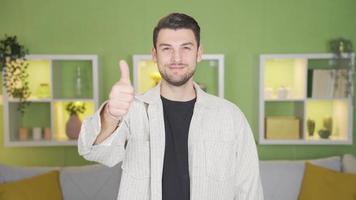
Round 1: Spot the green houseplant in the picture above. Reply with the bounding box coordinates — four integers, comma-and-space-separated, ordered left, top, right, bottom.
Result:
66, 101, 86, 116
0, 35, 30, 113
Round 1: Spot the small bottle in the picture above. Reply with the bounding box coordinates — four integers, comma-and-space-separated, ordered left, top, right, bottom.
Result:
75, 66, 82, 98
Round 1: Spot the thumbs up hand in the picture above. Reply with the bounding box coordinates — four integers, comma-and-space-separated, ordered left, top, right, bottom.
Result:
106, 60, 134, 121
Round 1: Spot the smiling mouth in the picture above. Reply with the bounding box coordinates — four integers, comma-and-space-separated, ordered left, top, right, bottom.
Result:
169, 64, 186, 69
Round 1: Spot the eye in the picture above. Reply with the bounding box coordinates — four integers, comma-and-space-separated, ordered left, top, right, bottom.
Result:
161, 47, 171, 51
183, 46, 192, 50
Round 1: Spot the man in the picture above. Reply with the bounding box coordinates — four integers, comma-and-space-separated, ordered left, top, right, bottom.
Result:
78, 12, 263, 200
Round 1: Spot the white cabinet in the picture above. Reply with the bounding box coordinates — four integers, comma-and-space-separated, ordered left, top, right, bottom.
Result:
3, 55, 99, 147
259, 53, 354, 145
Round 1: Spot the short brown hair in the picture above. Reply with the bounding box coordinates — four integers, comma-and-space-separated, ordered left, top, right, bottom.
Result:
153, 13, 200, 48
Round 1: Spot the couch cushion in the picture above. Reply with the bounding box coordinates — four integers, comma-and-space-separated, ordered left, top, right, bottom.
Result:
259, 156, 341, 200
0, 170, 63, 200
60, 163, 122, 200
342, 154, 356, 174
0, 163, 57, 183
299, 162, 356, 200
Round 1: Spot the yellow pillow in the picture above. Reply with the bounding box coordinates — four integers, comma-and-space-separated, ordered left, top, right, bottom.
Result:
299, 162, 356, 200
0, 170, 63, 200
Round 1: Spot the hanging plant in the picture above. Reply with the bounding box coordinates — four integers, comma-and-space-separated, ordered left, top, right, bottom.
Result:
327, 38, 354, 98
0, 35, 31, 113
329, 37, 353, 56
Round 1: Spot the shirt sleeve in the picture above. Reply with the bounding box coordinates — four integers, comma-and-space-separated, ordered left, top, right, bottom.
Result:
77, 102, 129, 167
234, 110, 264, 200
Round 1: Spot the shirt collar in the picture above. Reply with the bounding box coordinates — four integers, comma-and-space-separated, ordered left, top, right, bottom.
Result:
135, 81, 210, 107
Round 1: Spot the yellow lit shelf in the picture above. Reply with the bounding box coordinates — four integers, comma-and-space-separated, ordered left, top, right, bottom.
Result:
259, 53, 354, 145
3, 54, 99, 147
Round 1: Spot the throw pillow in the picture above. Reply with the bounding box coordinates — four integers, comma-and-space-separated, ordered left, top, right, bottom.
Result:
0, 170, 63, 200
343, 154, 356, 174
298, 162, 356, 200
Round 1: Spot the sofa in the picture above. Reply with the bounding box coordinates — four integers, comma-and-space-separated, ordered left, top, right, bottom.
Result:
260, 154, 356, 200
0, 163, 122, 200
0, 154, 355, 200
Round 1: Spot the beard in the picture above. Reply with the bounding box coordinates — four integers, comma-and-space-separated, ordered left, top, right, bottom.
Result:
158, 63, 196, 87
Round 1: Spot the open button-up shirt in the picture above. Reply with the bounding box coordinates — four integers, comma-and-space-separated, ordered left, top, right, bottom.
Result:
78, 82, 264, 200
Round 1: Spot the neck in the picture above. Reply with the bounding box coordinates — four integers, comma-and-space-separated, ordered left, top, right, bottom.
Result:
160, 80, 196, 101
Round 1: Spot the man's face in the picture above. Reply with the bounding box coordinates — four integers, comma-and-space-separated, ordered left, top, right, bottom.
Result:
152, 28, 202, 87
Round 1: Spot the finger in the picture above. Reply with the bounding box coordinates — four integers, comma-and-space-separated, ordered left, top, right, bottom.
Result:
112, 83, 134, 94
119, 60, 131, 84
110, 93, 134, 102
109, 100, 131, 110
109, 107, 129, 117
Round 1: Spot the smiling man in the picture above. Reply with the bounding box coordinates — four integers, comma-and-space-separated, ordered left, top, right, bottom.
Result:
78, 13, 263, 200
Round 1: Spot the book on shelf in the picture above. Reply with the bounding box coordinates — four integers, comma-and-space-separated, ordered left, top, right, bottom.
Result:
311, 69, 335, 98
265, 116, 301, 139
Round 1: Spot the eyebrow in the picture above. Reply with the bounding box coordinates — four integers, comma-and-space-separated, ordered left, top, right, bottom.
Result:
158, 42, 194, 47
181, 42, 194, 46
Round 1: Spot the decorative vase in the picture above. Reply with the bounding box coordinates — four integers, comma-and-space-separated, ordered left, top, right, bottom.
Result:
65, 114, 82, 139
19, 127, 29, 141
318, 129, 331, 139
307, 119, 315, 136
32, 127, 42, 141
323, 117, 333, 133
44, 127, 51, 140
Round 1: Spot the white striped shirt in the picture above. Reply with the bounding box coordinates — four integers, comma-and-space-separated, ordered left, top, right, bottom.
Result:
78, 82, 264, 200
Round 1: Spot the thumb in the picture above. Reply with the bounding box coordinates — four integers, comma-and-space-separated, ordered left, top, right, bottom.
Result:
119, 60, 131, 84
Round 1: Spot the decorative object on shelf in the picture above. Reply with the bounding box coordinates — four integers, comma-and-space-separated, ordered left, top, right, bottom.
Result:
37, 83, 50, 98
277, 86, 289, 99
0, 35, 30, 113
323, 117, 333, 132
75, 66, 83, 97
150, 71, 161, 86
32, 127, 42, 141
318, 117, 333, 139
65, 102, 86, 139
328, 38, 354, 98
318, 129, 331, 139
44, 127, 51, 140
19, 127, 28, 141
265, 116, 300, 139
264, 87, 273, 99
307, 119, 315, 136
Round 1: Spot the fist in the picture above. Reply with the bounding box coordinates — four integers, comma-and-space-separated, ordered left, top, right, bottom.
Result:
106, 60, 134, 120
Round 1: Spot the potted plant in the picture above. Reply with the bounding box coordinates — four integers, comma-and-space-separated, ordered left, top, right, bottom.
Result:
65, 102, 86, 139
318, 117, 333, 139
0, 35, 30, 113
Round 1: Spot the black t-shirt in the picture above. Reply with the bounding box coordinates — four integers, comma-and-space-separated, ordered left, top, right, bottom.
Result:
161, 96, 196, 200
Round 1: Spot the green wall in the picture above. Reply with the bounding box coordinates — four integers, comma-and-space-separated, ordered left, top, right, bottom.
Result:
1, 0, 355, 166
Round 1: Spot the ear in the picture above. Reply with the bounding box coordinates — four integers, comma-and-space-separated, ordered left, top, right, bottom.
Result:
151, 47, 157, 62
197, 45, 203, 62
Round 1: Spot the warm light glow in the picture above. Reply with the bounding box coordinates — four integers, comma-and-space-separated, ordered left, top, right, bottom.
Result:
27, 60, 51, 99
53, 101, 95, 141
264, 58, 306, 99
138, 60, 159, 93
306, 99, 349, 140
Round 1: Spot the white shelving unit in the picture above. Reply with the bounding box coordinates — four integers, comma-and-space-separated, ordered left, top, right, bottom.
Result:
3, 54, 99, 147
133, 54, 224, 97
259, 53, 354, 145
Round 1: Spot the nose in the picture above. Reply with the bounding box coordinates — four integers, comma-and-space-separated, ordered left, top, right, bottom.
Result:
172, 49, 182, 63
